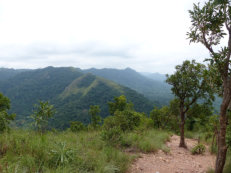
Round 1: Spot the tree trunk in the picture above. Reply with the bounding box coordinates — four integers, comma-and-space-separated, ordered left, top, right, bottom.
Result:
179, 105, 187, 148
215, 90, 230, 173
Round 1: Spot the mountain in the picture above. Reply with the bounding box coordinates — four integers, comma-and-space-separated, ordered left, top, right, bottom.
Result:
0, 68, 28, 81
52, 73, 154, 129
140, 72, 166, 82
83, 68, 173, 106
0, 67, 83, 120
0, 67, 154, 129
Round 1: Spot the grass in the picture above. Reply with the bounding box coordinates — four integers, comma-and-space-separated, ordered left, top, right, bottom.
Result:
0, 128, 170, 173
206, 155, 231, 173
224, 151, 231, 173
121, 129, 171, 153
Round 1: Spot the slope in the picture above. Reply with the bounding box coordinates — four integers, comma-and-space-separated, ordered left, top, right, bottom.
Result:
0, 66, 83, 121
0, 68, 28, 82
0, 67, 154, 129
84, 68, 173, 106
52, 73, 154, 129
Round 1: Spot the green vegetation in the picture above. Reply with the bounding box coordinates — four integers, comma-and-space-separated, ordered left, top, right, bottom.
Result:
0, 93, 15, 132
0, 93, 173, 172
84, 67, 172, 106
0, 67, 154, 129
166, 60, 214, 148
121, 130, 170, 153
2, 0, 231, 171
0, 130, 131, 172
191, 144, 206, 155
188, 0, 231, 172
30, 101, 55, 133
70, 121, 86, 132
89, 105, 101, 129
0, 129, 171, 172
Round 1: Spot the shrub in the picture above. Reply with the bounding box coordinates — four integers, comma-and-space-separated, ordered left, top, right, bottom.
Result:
30, 101, 55, 133
103, 111, 142, 133
70, 121, 85, 132
191, 144, 206, 155
101, 127, 122, 146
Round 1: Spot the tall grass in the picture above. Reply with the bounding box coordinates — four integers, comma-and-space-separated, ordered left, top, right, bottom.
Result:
121, 129, 171, 153
0, 130, 132, 172
0, 129, 171, 173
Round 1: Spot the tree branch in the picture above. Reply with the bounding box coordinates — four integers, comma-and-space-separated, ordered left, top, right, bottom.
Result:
202, 31, 216, 56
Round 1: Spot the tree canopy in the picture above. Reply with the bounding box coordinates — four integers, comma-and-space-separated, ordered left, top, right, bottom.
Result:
166, 60, 214, 147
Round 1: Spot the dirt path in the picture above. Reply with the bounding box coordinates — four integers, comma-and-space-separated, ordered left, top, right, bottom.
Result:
128, 135, 216, 173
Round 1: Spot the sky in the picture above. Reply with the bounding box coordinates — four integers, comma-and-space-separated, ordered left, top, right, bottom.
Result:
0, 0, 214, 74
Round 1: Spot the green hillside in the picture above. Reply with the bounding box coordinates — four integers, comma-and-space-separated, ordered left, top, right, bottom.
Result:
0, 68, 28, 81
52, 73, 154, 129
0, 67, 154, 129
84, 68, 173, 106
0, 67, 83, 121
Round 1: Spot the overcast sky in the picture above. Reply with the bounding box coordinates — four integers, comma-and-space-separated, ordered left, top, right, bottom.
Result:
0, 0, 213, 74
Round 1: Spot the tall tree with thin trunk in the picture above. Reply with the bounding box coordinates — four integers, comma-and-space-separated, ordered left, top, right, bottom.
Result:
166, 60, 213, 148
187, 0, 231, 172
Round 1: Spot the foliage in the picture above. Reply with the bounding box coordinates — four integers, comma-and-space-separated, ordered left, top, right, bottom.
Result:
84, 67, 172, 107
166, 60, 214, 147
70, 121, 85, 132
0, 130, 132, 173
188, 0, 231, 171
114, 110, 142, 132
0, 93, 15, 133
101, 110, 143, 145
0, 67, 155, 129
103, 95, 142, 132
191, 144, 206, 155
224, 151, 231, 173
89, 105, 101, 128
150, 105, 178, 131
186, 103, 214, 131
120, 129, 170, 153
49, 142, 75, 167
30, 101, 55, 133
101, 127, 123, 146
108, 95, 132, 115
166, 60, 213, 109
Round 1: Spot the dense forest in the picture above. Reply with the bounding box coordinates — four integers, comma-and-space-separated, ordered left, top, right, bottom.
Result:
0, 67, 155, 129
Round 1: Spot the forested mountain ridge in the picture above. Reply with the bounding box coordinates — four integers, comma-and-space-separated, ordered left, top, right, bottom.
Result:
52, 73, 154, 129
0, 68, 29, 81
0, 67, 154, 129
83, 67, 173, 106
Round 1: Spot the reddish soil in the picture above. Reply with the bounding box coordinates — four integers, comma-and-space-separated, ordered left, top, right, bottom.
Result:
128, 135, 216, 173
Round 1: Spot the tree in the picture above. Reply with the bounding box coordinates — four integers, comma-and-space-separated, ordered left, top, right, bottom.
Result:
70, 121, 85, 132
150, 106, 173, 129
31, 101, 55, 133
89, 105, 101, 128
166, 60, 213, 148
108, 95, 133, 115
187, 0, 231, 172
0, 93, 15, 132
186, 103, 213, 131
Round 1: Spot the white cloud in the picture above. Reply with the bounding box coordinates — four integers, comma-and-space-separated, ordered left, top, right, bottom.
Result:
0, 0, 212, 73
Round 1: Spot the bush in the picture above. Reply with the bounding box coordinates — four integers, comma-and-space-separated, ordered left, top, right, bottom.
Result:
70, 121, 85, 132
191, 144, 206, 155
101, 127, 122, 146
103, 110, 142, 133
